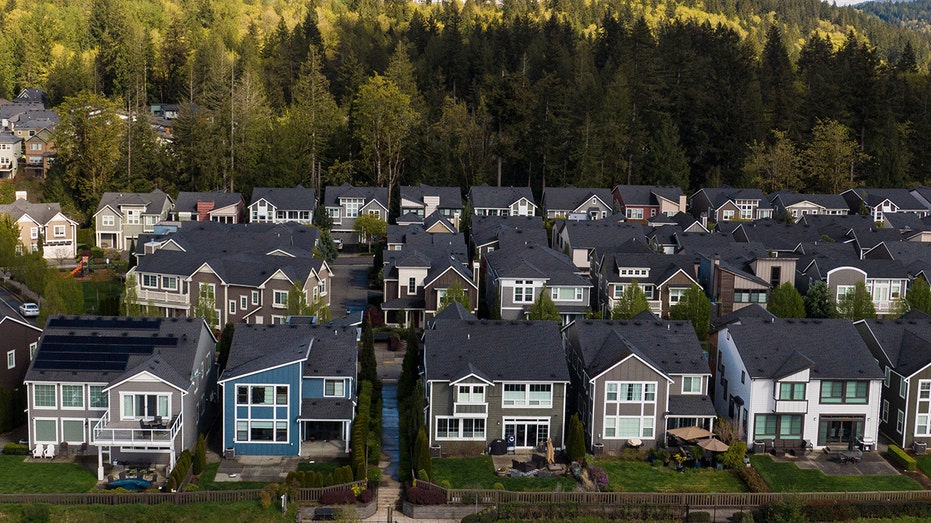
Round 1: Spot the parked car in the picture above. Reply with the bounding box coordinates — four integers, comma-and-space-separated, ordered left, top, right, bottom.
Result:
19, 303, 39, 317
333, 238, 343, 250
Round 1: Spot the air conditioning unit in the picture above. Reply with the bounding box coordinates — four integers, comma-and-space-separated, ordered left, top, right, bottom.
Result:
224, 447, 236, 459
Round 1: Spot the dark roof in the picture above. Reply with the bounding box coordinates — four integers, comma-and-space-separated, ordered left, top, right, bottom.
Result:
602, 252, 696, 287
25, 316, 210, 387
846, 188, 926, 210
97, 190, 171, 215
647, 212, 706, 232
542, 187, 613, 212
711, 303, 774, 332
303, 326, 358, 378
559, 221, 648, 253
799, 243, 909, 279
423, 211, 456, 232
568, 319, 708, 378
667, 395, 716, 417
424, 320, 568, 382
613, 185, 684, 207
220, 324, 312, 381
770, 191, 849, 210
400, 185, 463, 210
298, 397, 354, 421
323, 183, 388, 208
14, 88, 48, 105
250, 186, 316, 210
470, 215, 546, 248
726, 318, 883, 380
732, 219, 819, 252
485, 241, 591, 286
431, 302, 477, 323
138, 221, 319, 259
175, 191, 243, 214
468, 184, 535, 209
857, 314, 931, 377
696, 187, 771, 209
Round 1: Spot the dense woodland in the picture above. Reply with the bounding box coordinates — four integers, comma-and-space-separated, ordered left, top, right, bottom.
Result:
3, 0, 931, 223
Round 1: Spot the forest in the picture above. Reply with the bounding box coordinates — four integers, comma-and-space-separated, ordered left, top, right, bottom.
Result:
2, 0, 931, 223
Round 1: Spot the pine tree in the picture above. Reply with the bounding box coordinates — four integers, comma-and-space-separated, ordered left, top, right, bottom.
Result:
768, 282, 806, 318
565, 413, 586, 462
805, 280, 835, 319
412, 425, 432, 481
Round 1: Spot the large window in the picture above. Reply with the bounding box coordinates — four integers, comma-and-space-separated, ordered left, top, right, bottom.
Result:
682, 376, 702, 394
61, 385, 83, 408
343, 198, 364, 218
604, 416, 654, 438
502, 384, 552, 407
34, 384, 55, 408
236, 385, 288, 405
33, 419, 56, 443
778, 382, 806, 401
836, 285, 855, 301
61, 419, 84, 443
325, 380, 345, 397
916, 380, 931, 436
436, 417, 485, 440
513, 281, 535, 303
121, 393, 169, 419
606, 382, 656, 403
820, 381, 868, 404
669, 288, 686, 304
162, 276, 178, 290
53, 225, 66, 238
236, 420, 288, 442
273, 290, 288, 308
125, 209, 140, 225
550, 287, 583, 301
755, 414, 803, 440
734, 289, 767, 303
89, 386, 108, 409
626, 208, 644, 220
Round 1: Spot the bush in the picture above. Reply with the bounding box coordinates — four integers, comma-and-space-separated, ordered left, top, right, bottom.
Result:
259, 489, 272, 509
357, 488, 374, 503
887, 444, 917, 471
492, 482, 504, 490
320, 490, 356, 505
21, 504, 50, 523
730, 511, 755, 523
461, 507, 498, 523
719, 440, 748, 469
760, 498, 806, 523
803, 500, 858, 521
586, 466, 608, 490
193, 433, 207, 475
406, 485, 447, 505
687, 511, 711, 522
737, 466, 770, 493
3, 442, 28, 455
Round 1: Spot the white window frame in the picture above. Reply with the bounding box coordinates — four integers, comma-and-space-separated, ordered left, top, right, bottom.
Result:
343, 198, 364, 218
33, 417, 58, 444
60, 417, 86, 444
61, 384, 84, 409
29, 342, 37, 361
324, 379, 346, 398
435, 416, 486, 440
33, 384, 56, 408
6, 350, 13, 370
161, 276, 178, 291
836, 285, 855, 301
897, 409, 905, 434
408, 277, 417, 294
456, 385, 485, 404
605, 381, 657, 403
234, 384, 289, 444
884, 366, 891, 387
669, 288, 687, 304
229, 300, 236, 315
901, 378, 908, 399
141, 274, 158, 288
721, 209, 735, 221
240, 296, 247, 310
882, 399, 889, 423
502, 383, 552, 408
125, 209, 140, 225
252, 290, 260, 305
273, 290, 288, 308
120, 392, 170, 420
603, 415, 655, 439
681, 376, 702, 394
53, 225, 66, 238
513, 280, 535, 303
89, 385, 108, 409
626, 208, 644, 220
29, 227, 38, 240
102, 215, 115, 227
916, 380, 931, 436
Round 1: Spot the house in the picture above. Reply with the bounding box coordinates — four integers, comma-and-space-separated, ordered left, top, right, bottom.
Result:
714, 317, 883, 449
769, 191, 849, 221
218, 323, 357, 457
9, 110, 58, 142
541, 187, 614, 220
22, 128, 55, 179
730, 220, 821, 257
468, 215, 547, 262
598, 252, 699, 319
24, 316, 216, 479
94, 190, 174, 250
173, 192, 244, 224
248, 186, 317, 225
842, 188, 928, 223
324, 184, 388, 245
646, 212, 708, 234
483, 241, 593, 324
423, 319, 569, 454
690, 187, 774, 225
564, 319, 715, 452
696, 243, 797, 316
129, 221, 331, 328
0, 133, 22, 179
552, 220, 647, 273
468, 185, 536, 217
400, 185, 463, 227
0, 315, 42, 424
612, 185, 687, 221
0, 192, 79, 261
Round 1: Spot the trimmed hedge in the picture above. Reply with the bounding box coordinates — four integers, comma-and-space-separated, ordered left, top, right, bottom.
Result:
320, 490, 356, 505
803, 500, 931, 521
406, 484, 447, 505
888, 444, 917, 471
686, 511, 711, 522
3, 443, 28, 455
737, 466, 770, 493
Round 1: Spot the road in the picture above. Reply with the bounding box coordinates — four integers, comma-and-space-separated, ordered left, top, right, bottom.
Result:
0, 283, 36, 325
327, 254, 375, 316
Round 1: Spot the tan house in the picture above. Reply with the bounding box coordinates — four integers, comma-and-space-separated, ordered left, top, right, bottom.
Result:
0, 192, 78, 262
22, 128, 55, 179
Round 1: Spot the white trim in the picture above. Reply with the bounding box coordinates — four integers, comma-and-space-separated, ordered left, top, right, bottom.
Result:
60, 417, 86, 444
104, 370, 187, 394
32, 417, 58, 444
118, 391, 172, 420
450, 373, 494, 386
590, 352, 674, 384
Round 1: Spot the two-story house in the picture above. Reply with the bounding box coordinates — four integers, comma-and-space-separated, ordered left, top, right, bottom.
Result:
697, 243, 797, 316
173, 192, 244, 223
423, 319, 569, 454
690, 187, 774, 225
468, 185, 537, 217
24, 316, 216, 480
564, 319, 715, 452
612, 185, 687, 222
0, 316, 42, 428
599, 252, 699, 319
541, 187, 614, 220
842, 188, 929, 223
551, 220, 647, 273
324, 184, 388, 245
94, 190, 174, 250
218, 323, 357, 457
399, 185, 463, 228
469, 216, 547, 263
714, 317, 883, 449
0, 133, 22, 179
483, 241, 593, 324
22, 128, 55, 179
769, 191, 849, 221
0, 193, 79, 261
248, 186, 317, 225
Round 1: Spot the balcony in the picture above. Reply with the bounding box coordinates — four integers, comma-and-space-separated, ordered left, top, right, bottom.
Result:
137, 288, 189, 307
92, 410, 183, 448
453, 402, 488, 417
774, 399, 808, 414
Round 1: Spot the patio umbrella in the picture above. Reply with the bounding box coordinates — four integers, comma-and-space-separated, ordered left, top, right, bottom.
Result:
697, 438, 730, 453
667, 426, 714, 441
546, 439, 554, 464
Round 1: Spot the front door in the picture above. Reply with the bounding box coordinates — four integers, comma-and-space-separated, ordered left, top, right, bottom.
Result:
818, 416, 864, 448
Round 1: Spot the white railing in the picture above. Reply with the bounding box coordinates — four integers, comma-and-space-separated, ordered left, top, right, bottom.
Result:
137, 288, 189, 306
92, 411, 182, 448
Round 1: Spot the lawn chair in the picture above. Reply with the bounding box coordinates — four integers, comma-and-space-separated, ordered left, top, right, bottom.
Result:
32, 444, 43, 459
43, 444, 55, 460
78, 442, 88, 456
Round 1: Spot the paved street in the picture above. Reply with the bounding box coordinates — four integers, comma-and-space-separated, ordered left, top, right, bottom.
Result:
0, 279, 38, 325
328, 253, 375, 316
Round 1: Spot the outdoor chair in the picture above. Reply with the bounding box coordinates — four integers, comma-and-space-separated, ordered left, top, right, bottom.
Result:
78, 442, 88, 455
43, 444, 55, 460
32, 444, 43, 459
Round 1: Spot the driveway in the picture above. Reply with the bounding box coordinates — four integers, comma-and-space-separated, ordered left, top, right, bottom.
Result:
328, 253, 376, 316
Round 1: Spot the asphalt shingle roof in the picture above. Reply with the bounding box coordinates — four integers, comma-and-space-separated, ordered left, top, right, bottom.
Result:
614, 185, 684, 206
468, 185, 535, 210
250, 186, 316, 210
221, 324, 314, 381
400, 185, 463, 210
175, 191, 244, 214
857, 314, 931, 377
0, 199, 67, 225
485, 241, 591, 286
323, 183, 387, 208
470, 215, 546, 248
97, 189, 171, 215
542, 187, 613, 212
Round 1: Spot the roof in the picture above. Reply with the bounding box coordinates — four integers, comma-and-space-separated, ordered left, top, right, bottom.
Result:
695, 187, 771, 209
558, 221, 648, 253
424, 320, 568, 383
603, 252, 696, 287
484, 241, 592, 286
711, 303, 775, 332
0, 199, 70, 225
220, 324, 313, 381
470, 215, 547, 248
323, 183, 387, 208
857, 314, 931, 377
647, 212, 706, 232
298, 397, 354, 421
725, 318, 883, 381
732, 219, 820, 252
431, 302, 477, 323
249, 186, 316, 210
845, 188, 926, 211
667, 395, 717, 417
567, 319, 708, 379
175, 192, 243, 213
303, 326, 358, 378
542, 187, 613, 212
96, 190, 171, 215
468, 184, 535, 209
400, 185, 463, 210
770, 191, 849, 210
613, 185, 684, 207
25, 316, 210, 388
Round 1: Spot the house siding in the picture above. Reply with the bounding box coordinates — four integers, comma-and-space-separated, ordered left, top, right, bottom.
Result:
223, 362, 303, 456
592, 358, 669, 453
0, 321, 40, 392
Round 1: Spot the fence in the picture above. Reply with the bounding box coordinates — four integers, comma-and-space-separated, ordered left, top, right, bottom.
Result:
0, 481, 366, 506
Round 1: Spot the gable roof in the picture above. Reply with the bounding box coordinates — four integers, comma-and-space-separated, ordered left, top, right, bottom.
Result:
542, 187, 613, 212
470, 215, 547, 248
175, 191, 244, 214
844, 188, 926, 211
857, 313, 931, 377
484, 241, 591, 286
431, 302, 477, 323
323, 183, 388, 209
613, 185, 684, 207
770, 191, 849, 210
695, 187, 770, 209
249, 186, 316, 210
400, 185, 463, 210
0, 199, 73, 225
468, 185, 535, 209
96, 190, 172, 215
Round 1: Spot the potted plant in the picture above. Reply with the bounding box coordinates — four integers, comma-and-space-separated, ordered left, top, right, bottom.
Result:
647, 448, 657, 463
674, 453, 687, 472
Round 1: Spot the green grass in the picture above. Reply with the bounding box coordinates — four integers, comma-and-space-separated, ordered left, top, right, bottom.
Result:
0, 455, 97, 493
915, 454, 931, 477
295, 459, 351, 478
0, 501, 293, 522
432, 456, 577, 492
589, 457, 747, 493
81, 279, 122, 314
750, 455, 922, 492
196, 462, 268, 491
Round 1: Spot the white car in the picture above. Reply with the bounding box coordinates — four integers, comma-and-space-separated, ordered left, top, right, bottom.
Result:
19, 303, 39, 317
333, 238, 343, 251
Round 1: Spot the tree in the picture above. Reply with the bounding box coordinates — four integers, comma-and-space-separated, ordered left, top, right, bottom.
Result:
286, 281, 309, 316
437, 280, 470, 312
802, 119, 867, 194
290, 49, 342, 191
412, 425, 432, 481
353, 213, 386, 252
121, 273, 142, 316
527, 287, 560, 321
565, 413, 586, 462
40, 271, 84, 326
611, 280, 650, 320
193, 283, 218, 328
900, 278, 931, 316
805, 280, 835, 319
316, 229, 339, 263
0, 214, 21, 269
836, 281, 876, 321
743, 130, 801, 193
669, 284, 711, 341
359, 318, 379, 387
193, 433, 206, 475
768, 282, 806, 318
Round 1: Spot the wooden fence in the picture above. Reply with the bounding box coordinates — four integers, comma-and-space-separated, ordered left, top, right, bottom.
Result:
0, 481, 366, 506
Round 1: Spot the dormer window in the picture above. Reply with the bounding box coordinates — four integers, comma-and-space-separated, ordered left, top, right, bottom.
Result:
457, 385, 485, 403
618, 268, 649, 277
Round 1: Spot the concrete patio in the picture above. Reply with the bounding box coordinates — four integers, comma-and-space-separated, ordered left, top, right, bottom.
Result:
764, 448, 900, 476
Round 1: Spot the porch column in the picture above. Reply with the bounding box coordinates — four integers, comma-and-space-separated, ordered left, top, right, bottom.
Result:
344, 421, 350, 453
97, 446, 104, 481
169, 448, 176, 472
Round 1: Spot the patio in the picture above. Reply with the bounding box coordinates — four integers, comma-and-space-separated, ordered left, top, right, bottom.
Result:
765, 447, 899, 476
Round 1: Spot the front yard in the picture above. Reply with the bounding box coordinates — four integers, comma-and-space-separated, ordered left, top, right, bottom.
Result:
588, 456, 747, 493
0, 455, 97, 493
750, 455, 923, 492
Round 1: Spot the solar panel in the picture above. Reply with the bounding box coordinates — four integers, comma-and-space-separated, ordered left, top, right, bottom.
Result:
46, 317, 162, 330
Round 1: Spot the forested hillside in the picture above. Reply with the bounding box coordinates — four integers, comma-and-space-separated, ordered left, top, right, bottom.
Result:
859, 0, 931, 35
2, 0, 931, 223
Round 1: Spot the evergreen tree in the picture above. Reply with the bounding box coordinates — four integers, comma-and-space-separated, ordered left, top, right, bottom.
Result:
216, 323, 235, 373
768, 282, 806, 318
412, 425, 432, 481
901, 278, 931, 316
194, 433, 206, 475
286, 281, 310, 316
527, 287, 561, 321
804, 280, 835, 319
612, 280, 650, 320
836, 281, 876, 321
359, 318, 379, 387
669, 284, 711, 341
760, 25, 799, 135
565, 413, 586, 462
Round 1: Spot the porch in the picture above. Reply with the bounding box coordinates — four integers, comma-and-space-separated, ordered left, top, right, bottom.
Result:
92, 411, 183, 481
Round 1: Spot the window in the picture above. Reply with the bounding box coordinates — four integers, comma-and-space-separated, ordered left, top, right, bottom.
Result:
29, 342, 37, 360
734, 289, 767, 303
408, 277, 417, 294
900, 378, 908, 399
344, 198, 364, 218
253, 387, 274, 405
836, 285, 855, 301
741, 371, 746, 384
754, 414, 803, 440
513, 281, 535, 303
5, 350, 12, 369
682, 376, 702, 394
89, 386, 108, 408
121, 393, 169, 419
325, 380, 345, 397
884, 366, 891, 387
34, 384, 55, 408
550, 287, 583, 301
778, 382, 806, 401
240, 296, 247, 310
33, 419, 56, 443
897, 410, 905, 433
328, 208, 340, 219
29, 227, 37, 240
162, 276, 178, 290
273, 290, 288, 308
125, 209, 140, 225
229, 300, 236, 314
737, 200, 755, 220
141, 274, 158, 288
603, 416, 654, 438
721, 210, 735, 221
457, 385, 485, 403
237, 421, 288, 442
916, 381, 931, 436
29, 142, 41, 151
53, 225, 65, 238
318, 279, 326, 295
882, 399, 890, 423
62, 419, 84, 443
820, 381, 868, 404
502, 384, 552, 407
619, 268, 649, 277
233, 385, 287, 405
252, 290, 260, 305
436, 418, 485, 439
626, 208, 644, 220
61, 385, 83, 408
769, 266, 781, 288
669, 288, 686, 304
102, 215, 115, 227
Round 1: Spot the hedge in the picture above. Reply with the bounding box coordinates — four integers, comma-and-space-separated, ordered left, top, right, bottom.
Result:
888, 444, 917, 471
737, 466, 770, 493
803, 500, 931, 521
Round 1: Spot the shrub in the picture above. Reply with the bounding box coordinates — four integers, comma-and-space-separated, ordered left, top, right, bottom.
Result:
3, 442, 28, 455
357, 488, 374, 503
167, 476, 177, 492
761, 498, 806, 523
492, 482, 504, 490
687, 511, 711, 522
730, 511, 755, 523
320, 490, 356, 505
406, 485, 447, 505
259, 489, 272, 509
887, 444, 917, 471
21, 504, 50, 523
803, 500, 858, 521
737, 466, 770, 493
719, 440, 748, 469
586, 466, 608, 490
193, 433, 207, 475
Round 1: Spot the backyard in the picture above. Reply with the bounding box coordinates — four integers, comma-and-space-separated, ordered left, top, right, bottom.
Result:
195, 462, 269, 491
432, 456, 577, 491
588, 456, 747, 493
0, 455, 97, 493
750, 455, 923, 492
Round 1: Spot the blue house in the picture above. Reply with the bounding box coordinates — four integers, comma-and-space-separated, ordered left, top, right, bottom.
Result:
218, 324, 357, 457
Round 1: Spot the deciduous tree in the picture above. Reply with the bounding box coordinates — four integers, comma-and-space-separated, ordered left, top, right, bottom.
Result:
836, 280, 876, 321
528, 287, 560, 321
900, 277, 931, 316
669, 284, 711, 341
611, 280, 650, 319
768, 282, 806, 318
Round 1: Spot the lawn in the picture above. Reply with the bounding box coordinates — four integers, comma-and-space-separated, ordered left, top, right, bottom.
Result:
0, 501, 293, 522
916, 454, 931, 477
432, 456, 578, 492
588, 457, 747, 493
196, 462, 268, 491
81, 278, 122, 314
296, 459, 349, 477
750, 455, 922, 492
0, 455, 97, 493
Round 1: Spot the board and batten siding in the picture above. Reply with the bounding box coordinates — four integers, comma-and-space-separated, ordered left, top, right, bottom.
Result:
592, 356, 668, 453
223, 361, 303, 456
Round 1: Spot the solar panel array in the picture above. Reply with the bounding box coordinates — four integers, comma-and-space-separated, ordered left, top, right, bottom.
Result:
32, 332, 179, 373
46, 317, 161, 331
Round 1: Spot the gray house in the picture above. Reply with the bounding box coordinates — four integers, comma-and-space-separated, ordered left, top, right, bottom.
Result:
174, 191, 244, 223
94, 190, 174, 250
541, 187, 614, 220
24, 316, 216, 480
323, 184, 388, 245
424, 319, 569, 454
564, 319, 715, 453
468, 185, 537, 217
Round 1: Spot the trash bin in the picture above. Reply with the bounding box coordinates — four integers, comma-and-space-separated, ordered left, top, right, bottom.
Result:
753, 441, 766, 454
914, 441, 927, 455
593, 442, 604, 455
